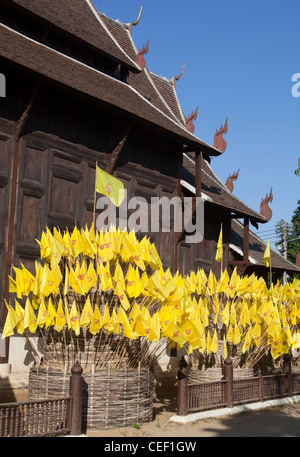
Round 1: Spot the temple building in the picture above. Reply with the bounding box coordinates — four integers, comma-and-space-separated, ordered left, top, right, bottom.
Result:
0, 0, 299, 378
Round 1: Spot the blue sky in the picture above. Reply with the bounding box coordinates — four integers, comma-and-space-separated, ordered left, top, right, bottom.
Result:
94, 0, 300, 251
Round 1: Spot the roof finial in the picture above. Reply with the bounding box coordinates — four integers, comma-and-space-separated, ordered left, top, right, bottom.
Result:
260, 187, 273, 221
225, 169, 240, 192
129, 5, 143, 34
213, 117, 228, 153
185, 107, 198, 134
174, 62, 187, 86
136, 39, 149, 70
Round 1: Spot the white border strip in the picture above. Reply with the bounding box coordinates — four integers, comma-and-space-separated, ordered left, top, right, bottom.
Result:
169, 394, 300, 423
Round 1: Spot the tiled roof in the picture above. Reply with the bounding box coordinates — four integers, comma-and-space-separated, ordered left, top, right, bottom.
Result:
182, 153, 268, 223
0, 22, 221, 155
231, 219, 300, 274
98, 12, 187, 126
150, 73, 187, 126
9, 0, 141, 71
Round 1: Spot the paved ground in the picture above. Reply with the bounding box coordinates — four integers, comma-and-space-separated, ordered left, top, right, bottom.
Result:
86, 397, 300, 438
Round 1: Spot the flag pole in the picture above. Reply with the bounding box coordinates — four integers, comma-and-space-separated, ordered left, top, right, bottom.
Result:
93, 162, 97, 229
221, 223, 223, 273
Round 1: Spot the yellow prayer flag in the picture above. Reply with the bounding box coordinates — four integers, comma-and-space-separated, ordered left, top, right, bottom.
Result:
2, 301, 20, 339
55, 299, 66, 332
46, 297, 56, 328
70, 301, 80, 335
118, 306, 136, 340
96, 165, 125, 207
37, 299, 47, 328
80, 296, 93, 328
163, 321, 187, 348
263, 240, 271, 268
24, 298, 37, 334
215, 225, 223, 263
89, 304, 102, 335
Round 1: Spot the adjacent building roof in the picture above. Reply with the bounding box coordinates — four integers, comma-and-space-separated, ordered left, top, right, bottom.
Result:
231, 219, 300, 274
182, 153, 268, 224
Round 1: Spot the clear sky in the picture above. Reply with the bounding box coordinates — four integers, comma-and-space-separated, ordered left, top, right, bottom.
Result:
93, 0, 300, 251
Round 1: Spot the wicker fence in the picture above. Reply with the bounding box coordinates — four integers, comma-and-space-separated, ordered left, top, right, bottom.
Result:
28, 362, 154, 430
177, 354, 300, 416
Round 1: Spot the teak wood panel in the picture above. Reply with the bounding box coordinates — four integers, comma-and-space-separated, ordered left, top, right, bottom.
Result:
0, 131, 14, 324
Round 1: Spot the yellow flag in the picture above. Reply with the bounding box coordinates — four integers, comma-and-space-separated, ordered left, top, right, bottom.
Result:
89, 304, 102, 335
46, 297, 57, 328
15, 301, 25, 334
37, 299, 47, 328
55, 299, 66, 332
163, 321, 187, 348
24, 298, 37, 333
115, 281, 130, 311
263, 240, 271, 268
64, 298, 71, 330
80, 296, 93, 328
211, 328, 219, 353
8, 276, 17, 293
118, 306, 136, 340
215, 225, 223, 263
96, 165, 125, 207
2, 301, 20, 338
70, 301, 80, 335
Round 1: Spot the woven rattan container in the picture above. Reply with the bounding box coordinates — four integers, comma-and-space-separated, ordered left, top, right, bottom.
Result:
28, 363, 154, 430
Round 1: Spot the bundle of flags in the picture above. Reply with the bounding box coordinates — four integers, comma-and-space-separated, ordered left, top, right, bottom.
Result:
3, 224, 300, 365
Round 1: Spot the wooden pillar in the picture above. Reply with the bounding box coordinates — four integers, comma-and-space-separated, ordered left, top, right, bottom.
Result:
257, 368, 264, 401
177, 356, 188, 416
69, 361, 84, 435
243, 217, 249, 263
283, 354, 292, 397
195, 150, 202, 197
224, 357, 233, 408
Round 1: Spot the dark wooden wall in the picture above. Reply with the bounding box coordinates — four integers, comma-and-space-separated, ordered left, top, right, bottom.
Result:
0, 66, 184, 326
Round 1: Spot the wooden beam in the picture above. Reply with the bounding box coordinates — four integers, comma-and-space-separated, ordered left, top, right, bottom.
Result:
2, 84, 39, 362
195, 150, 202, 197
243, 217, 249, 263
108, 121, 133, 174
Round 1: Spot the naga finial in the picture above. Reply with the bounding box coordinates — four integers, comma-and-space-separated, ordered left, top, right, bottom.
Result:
260, 187, 273, 221
129, 5, 143, 34
213, 117, 228, 153
136, 39, 149, 70
174, 62, 187, 86
225, 169, 240, 192
185, 107, 198, 134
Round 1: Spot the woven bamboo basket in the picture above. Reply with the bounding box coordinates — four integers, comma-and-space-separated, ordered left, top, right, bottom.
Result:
28, 363, 154, 430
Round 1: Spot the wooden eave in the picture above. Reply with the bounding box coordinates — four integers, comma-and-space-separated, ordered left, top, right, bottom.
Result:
5, 0, 141, 73
0, 23, 221, 156
182, 154, 268, 224
231, 219, 300, 274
